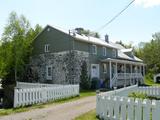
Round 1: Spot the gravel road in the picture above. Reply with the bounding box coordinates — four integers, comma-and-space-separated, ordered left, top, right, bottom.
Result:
0, 96, 96, 120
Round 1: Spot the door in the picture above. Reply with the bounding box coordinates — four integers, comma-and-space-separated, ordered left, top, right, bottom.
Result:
91, 64, 99, 78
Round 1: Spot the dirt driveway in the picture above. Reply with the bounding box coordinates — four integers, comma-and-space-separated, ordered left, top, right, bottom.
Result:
0, 96, 96, 120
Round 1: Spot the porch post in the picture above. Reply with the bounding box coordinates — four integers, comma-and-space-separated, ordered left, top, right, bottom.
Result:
143, 65, 145, 76
140, 65, 142, 74
115, 62, 117, 87
130, 64, 132, 85
136, 65, 138, 84
109, 60, 112, 88
124, 63, 126, 87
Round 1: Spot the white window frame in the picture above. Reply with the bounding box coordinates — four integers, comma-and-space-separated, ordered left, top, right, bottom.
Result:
102, 47, 106, 56
46, 65, 52, 80
112, 49, 116, 57
45, 44, 50, 52
103, 64, 107, 73
92, 45, 97, 55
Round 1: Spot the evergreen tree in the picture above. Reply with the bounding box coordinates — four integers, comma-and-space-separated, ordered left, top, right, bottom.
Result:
80, 61, 90, 90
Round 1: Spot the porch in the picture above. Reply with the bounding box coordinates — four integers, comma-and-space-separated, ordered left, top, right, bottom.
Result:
101, 58, 145, 88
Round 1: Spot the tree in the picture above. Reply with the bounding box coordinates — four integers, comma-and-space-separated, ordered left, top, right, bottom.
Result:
135, 32, 160, 77
0, 12, 42, 84
134, 42, 145, 58
0, 12, 42, 107
80, 61, 90, 90
75, 27, 100, 38
116, 40, 132, 48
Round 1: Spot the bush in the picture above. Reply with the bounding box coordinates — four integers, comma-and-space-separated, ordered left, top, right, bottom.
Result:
80, 61, 90, 90
128, 92, 160, 100
91, 77, 100, 90
128, 92, 148, 99
104, 79, 109, 88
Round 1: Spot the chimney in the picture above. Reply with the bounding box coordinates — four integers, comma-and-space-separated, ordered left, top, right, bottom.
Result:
105, 34, 109, 43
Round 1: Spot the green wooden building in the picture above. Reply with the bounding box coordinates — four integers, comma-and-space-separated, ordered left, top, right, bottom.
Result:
30, 25, 145, 88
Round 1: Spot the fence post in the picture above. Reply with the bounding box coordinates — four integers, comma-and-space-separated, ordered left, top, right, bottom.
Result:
96, 94, 100, 117
120, 97, 127, 120
135, 98, 142, 120
14, 88, 18, 108
127, 97, 134, 120
143, 99, 151, 120
113, 96, 119, 119
152, 100, 160, 120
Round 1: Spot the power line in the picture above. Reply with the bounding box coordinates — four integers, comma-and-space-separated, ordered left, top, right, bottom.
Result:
95, 0, 135, 32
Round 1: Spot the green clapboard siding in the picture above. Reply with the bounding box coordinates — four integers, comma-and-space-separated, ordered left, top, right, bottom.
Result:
32, 26, 74, 55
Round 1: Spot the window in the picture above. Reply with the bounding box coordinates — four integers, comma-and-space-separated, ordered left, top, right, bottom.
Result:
103, 64, 107, 73
112, 49, 116, 57
46, 65, 52, 80
47, 28, 50, 32
92, 45, 97, 54
102, 47, 106, 56
45, 44, 50, 52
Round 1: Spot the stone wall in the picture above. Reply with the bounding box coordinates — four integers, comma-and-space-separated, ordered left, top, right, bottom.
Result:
30, 50, 89, 84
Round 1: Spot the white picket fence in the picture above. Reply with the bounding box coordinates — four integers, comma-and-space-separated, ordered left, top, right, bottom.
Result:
16, 82, 61, 88
96, 85, 160, 120
100, 85, 138, 97
14, 84, 79, 108
96, 95, 160, 120
137, 86, 160, 97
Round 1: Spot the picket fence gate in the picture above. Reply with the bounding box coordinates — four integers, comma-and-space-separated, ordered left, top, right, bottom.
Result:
14, 84, 79, 108
96, 95, 160, 120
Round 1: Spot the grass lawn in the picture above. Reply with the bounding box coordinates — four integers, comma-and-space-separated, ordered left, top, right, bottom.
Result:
0, 90, 96, 116
74, 109, 98, 120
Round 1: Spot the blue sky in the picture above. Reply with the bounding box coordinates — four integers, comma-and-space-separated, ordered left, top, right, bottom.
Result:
0, 0, 160, 45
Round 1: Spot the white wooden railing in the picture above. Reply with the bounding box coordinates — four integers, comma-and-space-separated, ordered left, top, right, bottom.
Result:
14, 84, 79, 108
116, 73, 143, 79
112, 73, 144, 87
96, 95, 160, 120
96, 85, 160, 120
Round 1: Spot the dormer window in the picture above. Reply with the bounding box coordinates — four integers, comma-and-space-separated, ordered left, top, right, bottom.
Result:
112, 49, 116, 57
102, 47, 106, 56
92, 45, 97, 54
45, 44, 50, 52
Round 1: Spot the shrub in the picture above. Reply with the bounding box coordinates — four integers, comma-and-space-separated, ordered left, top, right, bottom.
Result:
91, 77, 100, 90
128, 92, 160, 100
128, 92, 148, 99
80, 61, 90, 90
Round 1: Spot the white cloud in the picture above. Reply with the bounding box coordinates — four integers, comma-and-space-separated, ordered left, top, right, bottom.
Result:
135, 0, 160, 8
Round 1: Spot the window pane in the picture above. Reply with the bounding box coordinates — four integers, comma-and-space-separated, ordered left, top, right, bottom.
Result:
103, 47, 106, 56
45, 44, 49, 52
103, 64, 107, 73
92, 45, 96, 54
48, 67, 51, 76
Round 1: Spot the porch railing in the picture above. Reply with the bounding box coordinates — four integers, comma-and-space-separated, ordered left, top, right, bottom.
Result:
112, 73, 144, 87
116, 73, 143, 79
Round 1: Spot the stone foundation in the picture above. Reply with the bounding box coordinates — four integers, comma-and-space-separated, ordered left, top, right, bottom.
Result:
30, 50, 89, 84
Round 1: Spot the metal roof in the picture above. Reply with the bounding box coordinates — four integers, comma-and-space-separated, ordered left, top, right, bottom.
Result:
42, 25, 143, 62
101, 58, 145, 65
